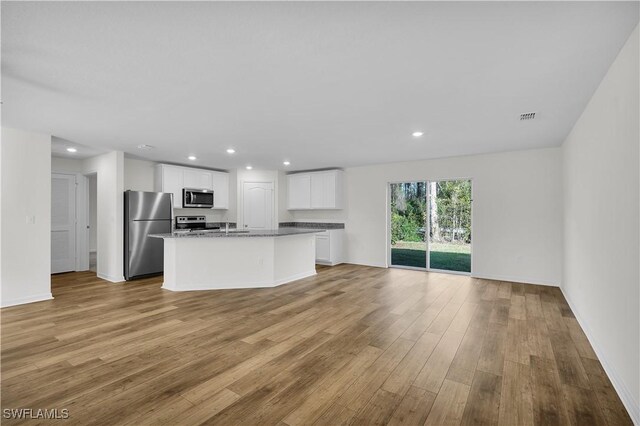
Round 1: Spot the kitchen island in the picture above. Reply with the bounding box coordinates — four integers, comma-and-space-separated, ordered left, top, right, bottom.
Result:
149, 228, 319, 291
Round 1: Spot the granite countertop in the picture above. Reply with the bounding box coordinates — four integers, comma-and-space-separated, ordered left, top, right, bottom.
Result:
149, 227, 324, 239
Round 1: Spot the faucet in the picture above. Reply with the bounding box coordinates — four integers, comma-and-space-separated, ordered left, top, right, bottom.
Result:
225, 222, 230, 234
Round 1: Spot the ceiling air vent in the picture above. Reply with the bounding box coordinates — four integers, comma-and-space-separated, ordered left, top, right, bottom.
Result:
520, 112, 536, 121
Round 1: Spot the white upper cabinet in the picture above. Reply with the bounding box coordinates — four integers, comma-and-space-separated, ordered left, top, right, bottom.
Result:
211, 172, 229, 209
287, 170, 343, 210
155, 164, 229, 209
183, 169, 213, 190
157, 165, 186, 208
287, 174, 311, 210
310, 173, 324, 208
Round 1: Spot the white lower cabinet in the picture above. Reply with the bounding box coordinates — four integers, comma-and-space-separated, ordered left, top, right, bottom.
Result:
315, 229, 344, 266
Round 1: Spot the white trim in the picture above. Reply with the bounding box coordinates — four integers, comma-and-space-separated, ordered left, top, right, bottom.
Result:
75, 174, 90, 271
347, 260, 387, 269
430, 268, 471, 277
386, 182, 392, 268
161, 270, 317, 292
561, 288, 639, 425
97, 273, 125, 283
426, 182, 431, 270
315, 260, 344, 266
1, 293, 53, 308
389, 264, 427, 272
471, 272, 558, 287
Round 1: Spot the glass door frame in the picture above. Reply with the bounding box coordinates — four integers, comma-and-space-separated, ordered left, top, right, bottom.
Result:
387, 178, 473, 276
387, 181, 428, 271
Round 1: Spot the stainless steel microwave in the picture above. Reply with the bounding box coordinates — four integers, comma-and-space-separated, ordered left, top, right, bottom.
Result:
183, 188, 214, 208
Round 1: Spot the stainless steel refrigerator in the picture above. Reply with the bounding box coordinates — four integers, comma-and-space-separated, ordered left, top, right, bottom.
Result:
124, 190, 173, 280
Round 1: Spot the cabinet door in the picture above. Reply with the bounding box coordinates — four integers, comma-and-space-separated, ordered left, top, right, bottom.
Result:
211, 172, 229, 209
162, 166, 184, 208
307, 170, 342, 209
288, 174, 311, 209
310, 173, 325, 209
322, 172, 336, 208
315, 234, 330, 262
183, 169, 213, 190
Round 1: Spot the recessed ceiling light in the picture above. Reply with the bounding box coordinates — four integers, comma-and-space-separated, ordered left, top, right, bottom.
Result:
66, 147, 77, 153
412, 131, 424, 137
137, 144, 154, 150
246, 165, 253, 170
188, 155, 197, 161
283, 161, 290, 166
226, 148, 236, 154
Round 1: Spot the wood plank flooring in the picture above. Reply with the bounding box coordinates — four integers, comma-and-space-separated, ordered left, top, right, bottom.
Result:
0, 264, 632, 425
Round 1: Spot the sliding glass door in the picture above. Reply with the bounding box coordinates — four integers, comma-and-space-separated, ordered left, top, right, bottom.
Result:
390, 182, 427, 269
428, 180, 472, 273
389, 179, 472, 274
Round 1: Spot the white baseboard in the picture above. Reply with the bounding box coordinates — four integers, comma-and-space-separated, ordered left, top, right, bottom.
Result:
162, 270, 317, 292
346, 261, 559, 287
561, 288, 639, 425
1, 293, 53, 308
97, 273, 125, 283
471, 272, 558, 287
346, 260, 387, 269
316, 260, 345, 266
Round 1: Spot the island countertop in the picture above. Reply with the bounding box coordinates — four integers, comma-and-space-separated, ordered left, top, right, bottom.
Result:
149, 227, 323, 239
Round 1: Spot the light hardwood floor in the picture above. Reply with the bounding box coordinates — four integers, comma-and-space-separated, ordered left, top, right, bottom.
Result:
1, 265, 632, 425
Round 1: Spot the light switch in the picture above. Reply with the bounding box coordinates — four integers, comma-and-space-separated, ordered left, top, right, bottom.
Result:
26, 215, 36, 224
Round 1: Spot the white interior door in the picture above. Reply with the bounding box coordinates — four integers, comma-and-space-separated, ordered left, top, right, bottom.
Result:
51, 173, 77, 273
243, 182, 274, 230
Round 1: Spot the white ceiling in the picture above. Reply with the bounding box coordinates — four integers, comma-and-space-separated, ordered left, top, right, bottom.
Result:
51, 136, 108, 159
2, 2, 638, 171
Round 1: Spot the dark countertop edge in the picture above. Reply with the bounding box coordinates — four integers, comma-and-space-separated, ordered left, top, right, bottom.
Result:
149, 227, 323, 239
279, 222, 345, 229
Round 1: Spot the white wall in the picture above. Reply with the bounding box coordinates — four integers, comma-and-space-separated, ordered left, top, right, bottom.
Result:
562, 24, 639, 423
84, 151, 125, 282
51, 156, 85, 173
1, 128, 53, 307
299, 148, 563, 286
124, 157, 155, 192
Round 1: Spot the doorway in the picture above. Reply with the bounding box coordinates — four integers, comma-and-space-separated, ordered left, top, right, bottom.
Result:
51, 173, 77, 273
389, 179, 472, 274
242, 182, 275, 230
